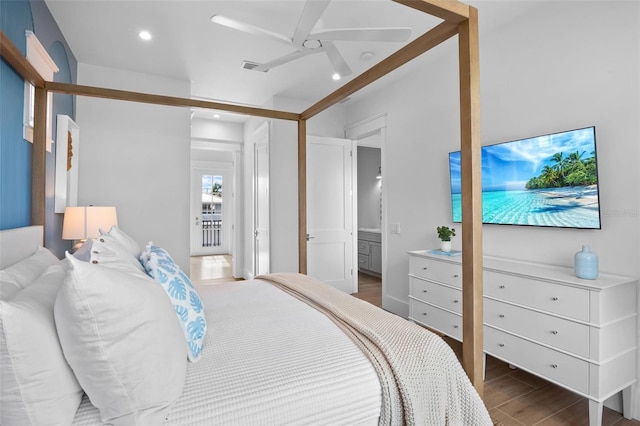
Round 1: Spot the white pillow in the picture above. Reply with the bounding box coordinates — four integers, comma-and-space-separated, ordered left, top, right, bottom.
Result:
0, 247, 59, 300
141, 243, 206, 362
55, 254, 187, 425
91, 234, 145, 272
89, 240, 147, 275
1, 264, 83, 425
71, 238, 93, 262
100, 225, 141, 257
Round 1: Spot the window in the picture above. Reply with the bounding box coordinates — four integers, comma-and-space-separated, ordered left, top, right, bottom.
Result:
23, 31, 58, 152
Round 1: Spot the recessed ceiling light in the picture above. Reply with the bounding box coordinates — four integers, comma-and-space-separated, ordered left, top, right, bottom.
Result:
332, 73, 341, 81
360, 51, 375, 61
213, 113, 220, 119
139, 31, 152, 41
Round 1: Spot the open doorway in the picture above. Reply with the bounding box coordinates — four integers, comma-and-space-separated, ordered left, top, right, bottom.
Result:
356, 145, 382, 296
347, 114, 386, 308
191, 168, 232, 256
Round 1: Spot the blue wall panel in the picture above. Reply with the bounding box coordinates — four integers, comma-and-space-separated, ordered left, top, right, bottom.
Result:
0, 0, 34, 229
1, 0, 77, 258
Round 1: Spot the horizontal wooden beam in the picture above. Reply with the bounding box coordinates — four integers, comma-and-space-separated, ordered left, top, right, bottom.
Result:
393, 0, 470, 24
45, 81, 301, 122
0, 30, 45, 88
301, 21, 458, 120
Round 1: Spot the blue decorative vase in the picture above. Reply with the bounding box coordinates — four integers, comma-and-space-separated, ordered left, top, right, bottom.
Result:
575, 245, 598, 280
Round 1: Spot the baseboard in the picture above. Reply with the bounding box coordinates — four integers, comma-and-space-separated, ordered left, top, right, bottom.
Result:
382, 295, 409, 318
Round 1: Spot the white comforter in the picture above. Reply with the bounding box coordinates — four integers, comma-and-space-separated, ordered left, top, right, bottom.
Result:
72, 279, 382, 425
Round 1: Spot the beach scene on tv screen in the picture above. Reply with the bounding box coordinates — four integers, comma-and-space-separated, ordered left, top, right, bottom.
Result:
450, 127, 601, 229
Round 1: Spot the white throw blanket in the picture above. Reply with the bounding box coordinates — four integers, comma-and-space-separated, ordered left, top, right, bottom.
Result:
258, 273, 493, 426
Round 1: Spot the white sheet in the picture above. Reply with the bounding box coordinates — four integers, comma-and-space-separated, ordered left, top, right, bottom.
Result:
72, 280, 381, 425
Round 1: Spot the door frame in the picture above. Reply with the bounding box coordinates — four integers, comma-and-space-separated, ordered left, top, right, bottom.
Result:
345, 114, 389, 306
246, 121, 270, 279
190, 163, 234, 256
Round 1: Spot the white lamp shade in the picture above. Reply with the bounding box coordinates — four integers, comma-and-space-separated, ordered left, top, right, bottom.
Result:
62, 206, 118, 240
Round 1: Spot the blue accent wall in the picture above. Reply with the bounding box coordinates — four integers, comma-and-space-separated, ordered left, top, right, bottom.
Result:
0, 0, 34, 230
0, 0, 77, 258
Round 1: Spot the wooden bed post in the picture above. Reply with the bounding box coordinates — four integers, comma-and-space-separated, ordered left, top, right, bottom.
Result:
32, 86, 47, 228
298, 119, 307, 274
458, 6, 484, 396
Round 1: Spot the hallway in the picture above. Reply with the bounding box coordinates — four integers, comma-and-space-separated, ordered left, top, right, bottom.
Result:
190, 255, 236, 285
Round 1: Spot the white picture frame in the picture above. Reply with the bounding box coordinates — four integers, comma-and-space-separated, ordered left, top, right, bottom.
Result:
54, 114, 80, 213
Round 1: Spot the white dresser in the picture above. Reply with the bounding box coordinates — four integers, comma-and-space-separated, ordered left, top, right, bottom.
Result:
408, 250, 638, 426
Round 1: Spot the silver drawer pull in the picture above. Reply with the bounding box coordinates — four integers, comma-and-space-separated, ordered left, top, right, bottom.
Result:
422, 290, 428, 293
499, 285, 505, 289
453, 325, 459, 329
422, 312, 427, 316
453, 300, 459, 303
551, 330, 558, 335
453, 274, 459, 278
551, 364, 558, 369
498, 314, 505, 318
551, 297, 559, 301
422, 267, 428, 270
498, 343, 505, 348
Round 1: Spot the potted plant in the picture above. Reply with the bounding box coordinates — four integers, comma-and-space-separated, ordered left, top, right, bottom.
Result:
436, 226, 456, 252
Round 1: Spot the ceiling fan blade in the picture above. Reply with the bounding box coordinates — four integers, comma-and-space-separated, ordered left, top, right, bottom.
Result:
323, 41, 352, 78
211, 14, 293, 48
251, 49, 318, 72
292, 0, 331, 46
308, 27, 412, 43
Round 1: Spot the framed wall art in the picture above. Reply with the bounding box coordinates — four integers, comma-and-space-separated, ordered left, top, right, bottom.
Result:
54, 114, 80, 213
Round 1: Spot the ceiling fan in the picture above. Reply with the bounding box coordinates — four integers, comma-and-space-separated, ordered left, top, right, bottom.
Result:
210, 0, 412, 78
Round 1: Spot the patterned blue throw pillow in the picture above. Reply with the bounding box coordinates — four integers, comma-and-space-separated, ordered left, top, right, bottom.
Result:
140, 243, 206, 362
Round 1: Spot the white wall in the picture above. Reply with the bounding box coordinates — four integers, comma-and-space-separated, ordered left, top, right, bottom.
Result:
76, 63, 192, 272
345, 0, 640, 413
191, 117, 243, 142
346, 0, 640, 311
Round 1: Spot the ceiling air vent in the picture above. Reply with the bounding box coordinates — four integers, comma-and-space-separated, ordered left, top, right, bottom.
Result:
241, 61, 268, 72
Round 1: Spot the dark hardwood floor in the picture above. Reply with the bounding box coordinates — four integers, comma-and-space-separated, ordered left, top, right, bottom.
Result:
352, 272, 640, 426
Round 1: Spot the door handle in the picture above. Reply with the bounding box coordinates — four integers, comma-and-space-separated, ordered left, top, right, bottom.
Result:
306, 234, 315, 241
254, 229, 259, 237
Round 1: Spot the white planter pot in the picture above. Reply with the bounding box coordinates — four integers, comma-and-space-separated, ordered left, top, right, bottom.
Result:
440, 241, 452, 252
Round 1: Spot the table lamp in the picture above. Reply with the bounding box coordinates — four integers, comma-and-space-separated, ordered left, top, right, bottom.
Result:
62, 206, 118, 251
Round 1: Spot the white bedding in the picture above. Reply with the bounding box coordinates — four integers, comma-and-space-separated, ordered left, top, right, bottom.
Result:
72, 280, 382, 425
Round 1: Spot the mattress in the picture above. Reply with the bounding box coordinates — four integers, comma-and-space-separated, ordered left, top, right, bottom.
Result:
72, 279, 381, 425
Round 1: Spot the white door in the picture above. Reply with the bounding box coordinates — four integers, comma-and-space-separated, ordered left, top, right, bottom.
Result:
307, 136, 355, 293
191, 169, 231, 255
254, 139, 270, 276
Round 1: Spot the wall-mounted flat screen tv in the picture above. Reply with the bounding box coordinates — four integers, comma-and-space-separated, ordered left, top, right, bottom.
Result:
449, 126, 601, 229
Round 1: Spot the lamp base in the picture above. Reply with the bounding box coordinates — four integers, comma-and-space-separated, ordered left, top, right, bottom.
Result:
69, 239, 86, 254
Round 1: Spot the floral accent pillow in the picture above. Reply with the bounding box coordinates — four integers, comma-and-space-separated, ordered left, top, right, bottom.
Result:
141, 243, 206, 362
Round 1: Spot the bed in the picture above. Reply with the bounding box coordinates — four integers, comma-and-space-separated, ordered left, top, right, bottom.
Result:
2, 0, 486, 398
0, 225, 492, 425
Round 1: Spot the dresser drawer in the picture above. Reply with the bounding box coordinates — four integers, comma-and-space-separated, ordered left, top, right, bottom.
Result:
409, 257, 462, 288
358, 254, 369, 269
358, 241, 370, 255
484, 298, 589, 357
484, 270, 590, 321
411, 277, 462, 314
485, 326, 589, 394
409, 299, 462, 340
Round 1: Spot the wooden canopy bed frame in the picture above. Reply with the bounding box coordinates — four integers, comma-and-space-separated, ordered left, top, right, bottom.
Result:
1, 0, 484, 396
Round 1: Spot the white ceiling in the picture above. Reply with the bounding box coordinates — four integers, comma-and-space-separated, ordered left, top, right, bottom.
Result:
43, 1, 543, 122
44, 0, 446, 120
